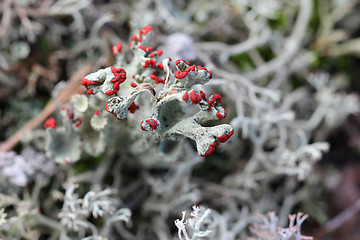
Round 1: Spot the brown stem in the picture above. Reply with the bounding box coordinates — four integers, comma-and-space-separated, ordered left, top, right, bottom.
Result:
0, 64, 92, 152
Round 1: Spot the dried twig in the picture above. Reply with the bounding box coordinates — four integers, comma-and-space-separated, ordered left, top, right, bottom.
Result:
0, 64, 92, 152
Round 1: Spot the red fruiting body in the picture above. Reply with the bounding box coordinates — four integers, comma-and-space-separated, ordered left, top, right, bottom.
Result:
143, 25, 152, 35
105, 102, 110, 112
173, 60, 212, 80
116, 43, 122, 52
182, 92, 189, 101
105, 102, 121, 120
74, 118, 82, 127
201, 142, 219, 157
64, 158, 71, 165
128, 102, 139, 113
189, 90, 202, 104
215, 107, 227, 120
147, 47, 153, 52
105, 90, 114, 95
211, 94, 222, 103
217, 129, 234, 143
81, 77, 99, 86
81, 67, 126, 96
44, 117, 56, 129
175, 59, 190, 66
131, 35, 137, 41
94, 110, 100, 115
156, 49, 163, 55
143, 59, 156, 68
201, 129, 234, 157
112, 43, 123, 56
140, 119, 158, 131
138, 45, 146, 51
174, 71, 188, 79
140, 121, 145, 130
112, 46, 117, 56
66, 110, 74, 119
102, 66, 127, 96
216, 112, 224, 120
131, 82, 138, 88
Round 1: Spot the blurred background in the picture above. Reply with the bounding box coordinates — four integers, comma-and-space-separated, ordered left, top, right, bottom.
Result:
1, 0, 360, 239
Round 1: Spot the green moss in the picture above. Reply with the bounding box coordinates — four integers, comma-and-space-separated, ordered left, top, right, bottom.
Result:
268, 12, 287, 30
37, 35, 54, 55
74, 154, 104, 173
309, 0, 320, 31
229, 52, 254, 70
257, 45, 275, 61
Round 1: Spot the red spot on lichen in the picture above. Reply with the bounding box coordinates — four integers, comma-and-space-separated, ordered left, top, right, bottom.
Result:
141, 119, 158, 131
105, 89, 114, 95
143, 59, 156, 68
105, 102, 110, 112
217, 129, 234, 143
44, 117, 56, 129
138, 45, 146, 51
156, 49, 163, 55
116, 43, 122, 52
66, 110, 74, 119
189, 90, 202, 104
201, 129, 234, 157
105, 101, 122, 120
174, 71, 188, 79
74, 118, 82, 127
128, 102, 139, 113
101, 66, 127, 95
112, 46, 117, 56
81, 77, 99, 86
64, 158, 71, 165
144, 25, 152, 35
112, 43, 123, 56
94, 110, 100, 115
182, 91, 189, 101
201, 142, 219, 157
216, 112, 224, 120
131, 82, 138, 88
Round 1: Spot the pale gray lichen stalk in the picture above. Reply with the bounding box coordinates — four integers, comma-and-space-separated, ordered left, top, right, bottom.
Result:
80, 25, 234, 158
